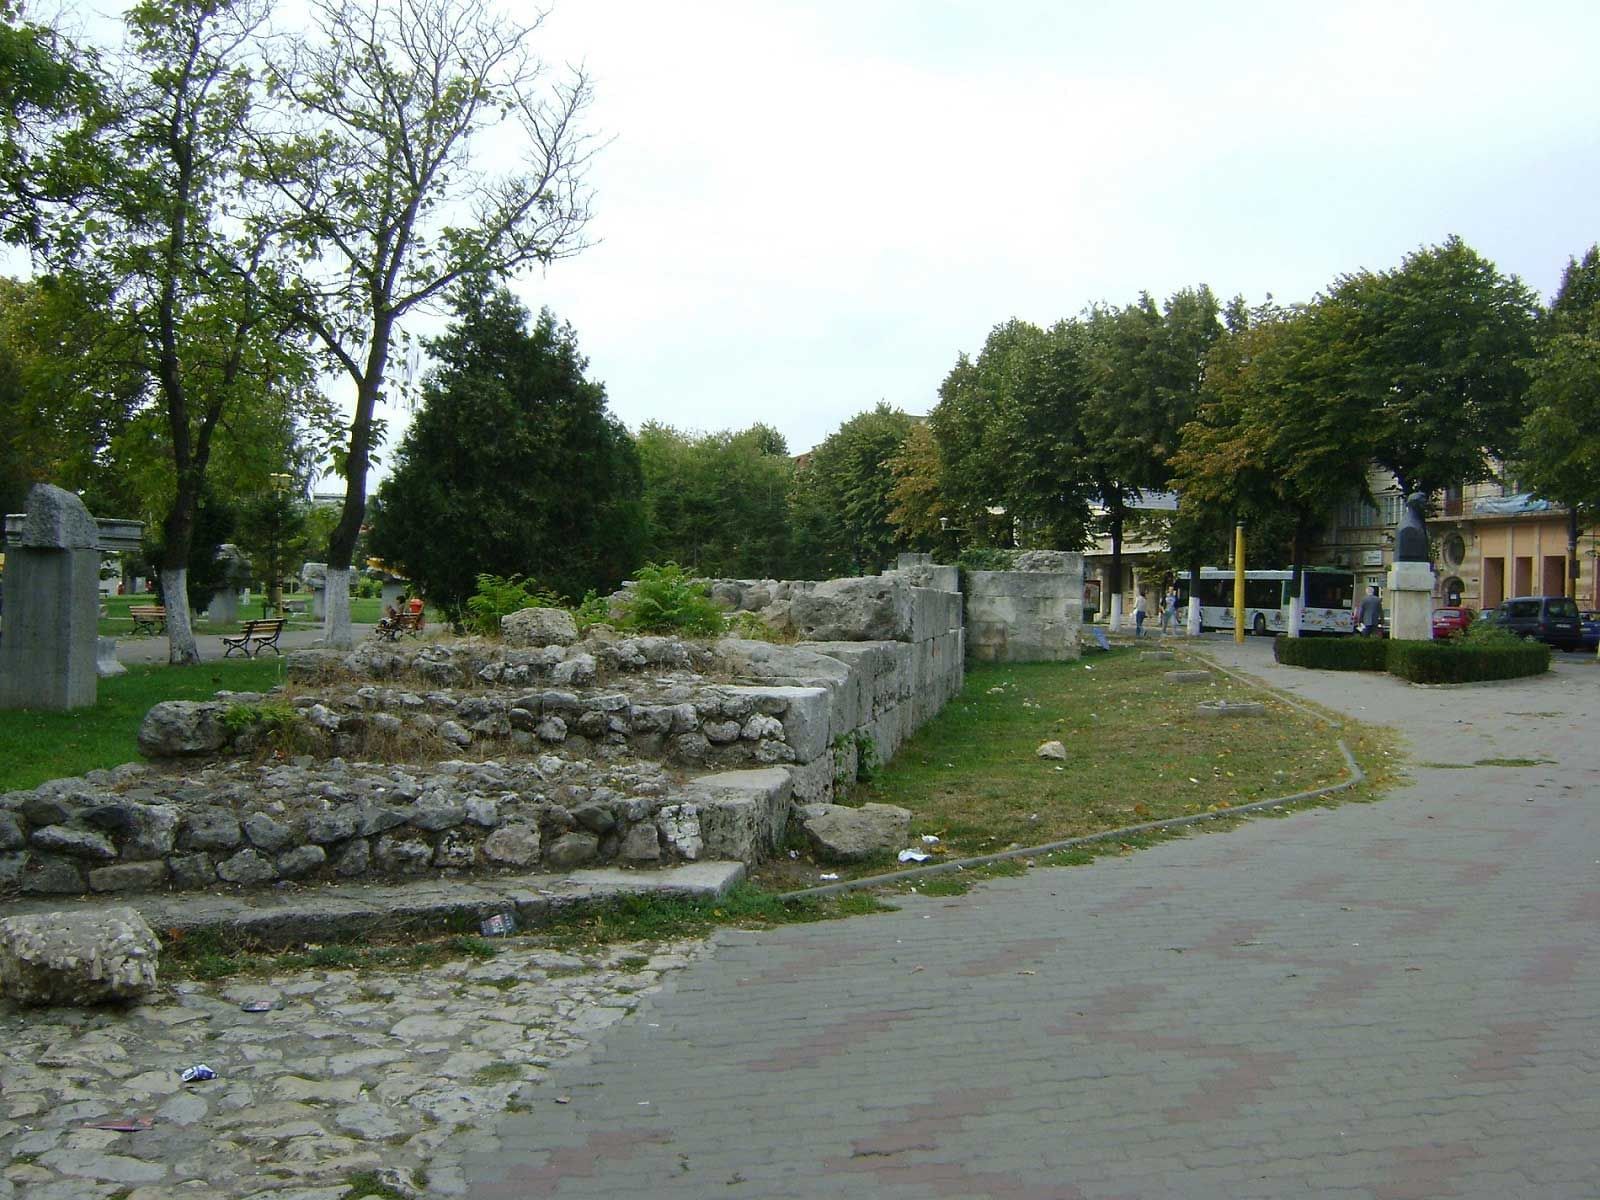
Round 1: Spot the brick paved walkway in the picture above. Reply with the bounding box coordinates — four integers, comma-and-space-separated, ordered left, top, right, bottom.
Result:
464, 643, 1600, 1199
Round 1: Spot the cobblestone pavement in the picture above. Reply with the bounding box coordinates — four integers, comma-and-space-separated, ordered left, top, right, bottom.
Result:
463, 643, 1600, 1199
0, 937, 709, 1199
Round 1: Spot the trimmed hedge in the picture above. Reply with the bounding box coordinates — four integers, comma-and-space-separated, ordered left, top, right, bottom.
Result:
1273, 635, 1389, 671
1384, 638, 1550, 683
1273, 634, 1550, 682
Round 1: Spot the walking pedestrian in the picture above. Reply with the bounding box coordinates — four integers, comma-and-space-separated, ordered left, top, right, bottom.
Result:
1133, 591, 1148, 638
1355, 586, 1383, 636
1159, 585, 1178, 635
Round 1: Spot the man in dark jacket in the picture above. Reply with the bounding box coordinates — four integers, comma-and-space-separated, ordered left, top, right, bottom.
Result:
1356, 586, 1384, 635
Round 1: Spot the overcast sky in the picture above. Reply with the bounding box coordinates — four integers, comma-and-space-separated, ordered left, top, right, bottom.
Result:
506, 0, 1600, 456
48, 0, 1600, 475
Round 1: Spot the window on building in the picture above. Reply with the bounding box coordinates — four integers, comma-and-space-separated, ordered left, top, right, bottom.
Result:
1379, 493, 1405, 526
1337, 493, 1381, 529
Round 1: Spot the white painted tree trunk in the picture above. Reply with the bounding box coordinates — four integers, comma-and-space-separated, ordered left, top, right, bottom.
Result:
1287, 597, 1303, 637
164, 567, 200, 665
1187, 596, 1201, 637
323, 565, 354, 649
1108, 593, 1123, 632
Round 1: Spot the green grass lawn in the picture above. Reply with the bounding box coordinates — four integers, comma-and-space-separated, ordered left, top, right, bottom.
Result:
843, 650, 1386, 859
0, 657, 287, 791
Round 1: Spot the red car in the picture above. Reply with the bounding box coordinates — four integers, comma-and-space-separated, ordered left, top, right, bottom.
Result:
1431, 606, 1475, 637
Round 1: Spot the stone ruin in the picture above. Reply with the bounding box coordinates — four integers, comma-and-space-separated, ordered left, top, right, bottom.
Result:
1, 573, 967, 899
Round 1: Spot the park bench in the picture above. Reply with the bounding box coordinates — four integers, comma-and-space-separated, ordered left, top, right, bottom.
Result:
221, 617, 286, 658
129, 605, 167, 635
376, 609, 426, 641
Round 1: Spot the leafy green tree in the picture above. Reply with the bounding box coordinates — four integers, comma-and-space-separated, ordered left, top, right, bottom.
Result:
261, 0, 597, 647
0, 1, 105, 245
1171, 299, 1369, 617
929, 318, 1096, 551
234, 483, 311, 610
885, 420, 957, 557
790, 404, 915, 577
1326, 235, 1539, 497
368, 284, 643, 616
636, 422, 794, 577
1080, 286, 1222, 615
1514, 246, 1600, 598
16, 0, 321, 664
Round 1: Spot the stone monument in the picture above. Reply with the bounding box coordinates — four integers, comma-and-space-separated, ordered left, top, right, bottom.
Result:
301, 561, 328, 618
1, 486, 107, 709
1386, 492, 1435, 641
205, 543, 254, 624
3, 486, 143, 708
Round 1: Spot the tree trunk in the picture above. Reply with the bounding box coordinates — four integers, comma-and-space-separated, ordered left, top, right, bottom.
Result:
160, 495, 201, 666
1107, 500, 1125, 631
323, 329, 391, 650
163, 565, 199, 666
1288, 514, 1309, 638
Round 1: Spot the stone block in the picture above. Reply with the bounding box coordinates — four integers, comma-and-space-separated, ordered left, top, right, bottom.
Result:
789, 576, 915, 642
0, 905, 160, 1005
501, 607, 579, 647
137, 701, 231, 757
685, 768, 793, 861
723, 685, 831, 762
798, 802, 911, 863
88, 860, 170, 892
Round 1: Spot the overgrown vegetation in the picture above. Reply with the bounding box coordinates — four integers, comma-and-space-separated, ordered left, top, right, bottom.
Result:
463, 573, 566, 637
610, 562, 727, 636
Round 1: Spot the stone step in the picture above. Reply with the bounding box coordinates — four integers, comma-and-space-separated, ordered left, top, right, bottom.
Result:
0, 860, 747, 949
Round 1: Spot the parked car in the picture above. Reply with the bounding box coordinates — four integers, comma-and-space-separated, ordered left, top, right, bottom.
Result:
1581, 610, 1600, 650
1431, 606, 1475, 638
1483, 596, 1583, 650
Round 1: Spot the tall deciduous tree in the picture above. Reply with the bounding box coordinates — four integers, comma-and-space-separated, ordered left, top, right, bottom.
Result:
1080, 286, 1221, 620
636, 422, 794, 578
790, 404, 915, 578
0, 1, 105, 245
262, 0, 596, 647
1515, 246, 1600, 598
1171, 299, 1370, 621
40, 0, 317, 663
1326, 235, 1538, 498
368, 284, 642, 614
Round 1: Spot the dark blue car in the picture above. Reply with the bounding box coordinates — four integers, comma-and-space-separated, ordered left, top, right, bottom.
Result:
1581, 610, 1600, 650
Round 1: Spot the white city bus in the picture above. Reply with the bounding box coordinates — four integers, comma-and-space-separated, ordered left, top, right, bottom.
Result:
1174, 567, 1359, 635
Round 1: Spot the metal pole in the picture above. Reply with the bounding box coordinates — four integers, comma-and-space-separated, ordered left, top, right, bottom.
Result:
1234, 521, 1246, 644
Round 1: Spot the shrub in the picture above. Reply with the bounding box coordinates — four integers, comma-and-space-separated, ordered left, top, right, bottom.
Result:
1384, 638, 1549, 683
613, 563, 727, 636
1272, 635, 1388, 671
464, 573, 565, 637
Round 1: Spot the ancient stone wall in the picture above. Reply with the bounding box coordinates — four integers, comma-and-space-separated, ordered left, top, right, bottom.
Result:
0, 571, 964, 898
964, 551, 1084, 663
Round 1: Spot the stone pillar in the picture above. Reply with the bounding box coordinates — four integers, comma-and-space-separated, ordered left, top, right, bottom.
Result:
300, 562, 327, 619
1386, 561, 1435, 641
206, 589, 241, 624
0, 485, 102, 710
